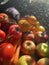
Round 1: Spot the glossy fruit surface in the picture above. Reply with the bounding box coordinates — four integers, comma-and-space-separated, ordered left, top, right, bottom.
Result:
39, 26, 45, 32
21, 40, 36, 55
0, 13, 9, 22
23, 30, 35, 41
36, 43, 49, 57
18, 19, 30, 32
35, 31, 48, 44
17, 55, 36, 65
8, 24, 22, 41
1, 43, 15, 60
37, 58, 49, 65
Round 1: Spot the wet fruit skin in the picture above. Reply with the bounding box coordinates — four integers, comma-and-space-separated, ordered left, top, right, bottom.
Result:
36, 43, 49, 57
21, 40, 36, 55
17, 55, 36, 65
18, 16, 38, 32
23, 30, 35, 41
39, 26, 45, 32
0, 13, 49, 65
34, 31, 48, 44
37, 58, 49, 65
18, 19, 30, 32
24, 15, 37, 25
0, 13, 9, 22
1, 19, 17, 34
8, 24, 22, 41
0, 42, 15, 61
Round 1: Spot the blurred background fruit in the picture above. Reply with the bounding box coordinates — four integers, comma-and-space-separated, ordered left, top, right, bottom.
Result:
5, 7, 20, 21
37, 58, 49, 65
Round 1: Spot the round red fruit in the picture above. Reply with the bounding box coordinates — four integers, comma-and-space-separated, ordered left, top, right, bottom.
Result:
21, 40, 36, 55
23, 31, 35, 41
1, 43, 15, 60
0, 13, 9, 22
8, 24, 22, 40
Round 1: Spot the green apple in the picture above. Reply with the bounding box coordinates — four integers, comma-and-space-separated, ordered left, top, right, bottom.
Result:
17, 55, 36, 65
36, 43, 49, 57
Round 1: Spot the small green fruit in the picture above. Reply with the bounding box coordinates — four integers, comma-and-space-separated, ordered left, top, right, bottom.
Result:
36, 43, 49, 57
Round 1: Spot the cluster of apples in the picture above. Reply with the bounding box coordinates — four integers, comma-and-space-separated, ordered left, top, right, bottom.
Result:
0, 12, 49, 65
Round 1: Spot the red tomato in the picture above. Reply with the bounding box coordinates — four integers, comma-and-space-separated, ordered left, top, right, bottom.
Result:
0, 30, 6, 43
1, 43, 15, 60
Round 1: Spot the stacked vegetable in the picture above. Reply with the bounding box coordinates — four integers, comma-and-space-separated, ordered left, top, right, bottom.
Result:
0, 8, 49, 65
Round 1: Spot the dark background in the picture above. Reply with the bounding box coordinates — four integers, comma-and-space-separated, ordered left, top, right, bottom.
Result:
0, 0, 49, 42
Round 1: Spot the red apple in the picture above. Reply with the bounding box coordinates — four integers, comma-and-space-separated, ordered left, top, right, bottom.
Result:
34, 31, 48, 44
23, 30, 35, 41
37, 58, 49, 65
1, 19, 17, 34
7, 24, 22, 43
17, 55, 36, 65
21, 40, 36, 55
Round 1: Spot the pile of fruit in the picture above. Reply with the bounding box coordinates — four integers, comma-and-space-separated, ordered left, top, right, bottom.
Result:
0, 12, 49, 65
